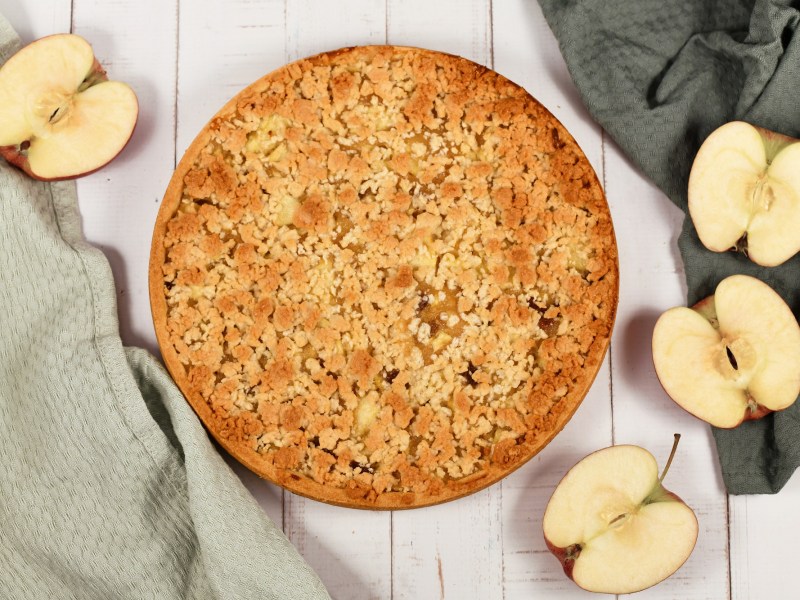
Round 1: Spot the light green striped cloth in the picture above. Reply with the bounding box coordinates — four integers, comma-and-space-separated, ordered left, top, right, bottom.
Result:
0, 14, 329, 599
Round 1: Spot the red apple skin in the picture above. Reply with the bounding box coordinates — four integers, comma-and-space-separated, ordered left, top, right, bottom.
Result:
0, 52, 137, 181
544, 485, 695, 588
746, 404, 773, 421
652, 295, 774, 428
691, 295, 715, 320
657, 487, 691, 506
89, 57, 107, 80
757, 125, 797, 146
544, 537, 579, 581
0, 145, 30, 175
0, 120, 138, 182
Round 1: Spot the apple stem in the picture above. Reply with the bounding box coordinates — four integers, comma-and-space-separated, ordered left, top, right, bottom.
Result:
659, 433, 681, 484
734, 233, 749, 257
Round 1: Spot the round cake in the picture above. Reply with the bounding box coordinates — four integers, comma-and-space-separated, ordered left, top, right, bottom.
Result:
149, 46, 618, 509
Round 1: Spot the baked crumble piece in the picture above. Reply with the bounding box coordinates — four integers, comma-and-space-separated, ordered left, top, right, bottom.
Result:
152, 46, 617, 508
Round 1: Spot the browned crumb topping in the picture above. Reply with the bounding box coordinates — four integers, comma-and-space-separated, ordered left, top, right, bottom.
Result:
159, 46, 616, 502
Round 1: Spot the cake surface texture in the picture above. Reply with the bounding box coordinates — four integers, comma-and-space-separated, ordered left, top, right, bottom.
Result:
150, 46, 618, 508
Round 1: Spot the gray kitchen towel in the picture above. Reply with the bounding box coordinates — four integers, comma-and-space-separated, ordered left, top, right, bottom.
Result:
0, 13, 330, 599
538, 0, 800, 494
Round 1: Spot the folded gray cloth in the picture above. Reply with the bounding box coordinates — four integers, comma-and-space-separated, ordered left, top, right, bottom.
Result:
0, 13, 330, 598
538, 0, 800, 494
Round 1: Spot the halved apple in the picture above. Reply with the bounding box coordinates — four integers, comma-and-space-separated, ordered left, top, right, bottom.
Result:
653, 274, 800, 428
543, 435, 698, 594
0, 34, 138, 180
688, 121, 800, 266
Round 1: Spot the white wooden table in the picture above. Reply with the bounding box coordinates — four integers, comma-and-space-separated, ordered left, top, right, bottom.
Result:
4, 1, 796, 598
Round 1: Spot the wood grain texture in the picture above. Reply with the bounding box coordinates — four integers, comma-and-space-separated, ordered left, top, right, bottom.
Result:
730, 475, 800, 600
70, 0, 178, 356
387, 0, 491, 66
286, 0, 386, 62
603, 135, 731, 600
392, 487, 503, 600
0, 0, 70, 41
176, 0, 286, 156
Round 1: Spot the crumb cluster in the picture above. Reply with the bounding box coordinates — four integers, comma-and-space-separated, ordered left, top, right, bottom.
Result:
155, 46, 617, 506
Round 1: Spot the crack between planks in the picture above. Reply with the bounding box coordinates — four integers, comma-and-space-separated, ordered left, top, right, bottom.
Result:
726, 493, 732, 600
600, 130, 616, 448
172, 0, 180, 171
386, 3, 392, 597
384, 0, 389, 45
499, 481, 506, 600
281, 489, 287, 534
390, 510, 395, 600
488, 0, 494, 70
601, 129, 619, 600
281, 0, 294, 544
436, 549, 445, 600
283, 0, 289, 63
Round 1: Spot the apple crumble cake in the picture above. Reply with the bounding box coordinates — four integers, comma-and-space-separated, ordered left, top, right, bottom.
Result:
150, 46, 618, 508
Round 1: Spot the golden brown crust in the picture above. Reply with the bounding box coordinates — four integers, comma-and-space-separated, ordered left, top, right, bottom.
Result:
149, 46, 618, 509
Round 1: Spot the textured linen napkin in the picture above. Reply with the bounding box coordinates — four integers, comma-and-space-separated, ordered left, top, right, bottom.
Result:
537, 0, 800, 494
0, 14, 330, 599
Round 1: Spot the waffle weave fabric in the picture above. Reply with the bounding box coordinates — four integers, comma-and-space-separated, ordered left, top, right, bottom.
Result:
538, 0, 800, 494
0, 14, 329, 599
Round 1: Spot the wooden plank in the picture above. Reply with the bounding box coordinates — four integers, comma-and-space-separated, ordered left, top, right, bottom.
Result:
0, 0, 71, 40
70, 0, 178, 356
603, 135, 730, 599
501, 362, 613, 600
281, 3, 393, 599
286, 0, 386, 62
386, 2, 503, 599
730, 478, 800, 599
492, 2, 612, 598
392, 488, 503, 600
387, 0, 491, 66
284, 502, 393, 600
176, 0, 287, 539
176, 0, 286, 156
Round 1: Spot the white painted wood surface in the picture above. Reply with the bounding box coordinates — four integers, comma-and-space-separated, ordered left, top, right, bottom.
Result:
4, 0, 797, 598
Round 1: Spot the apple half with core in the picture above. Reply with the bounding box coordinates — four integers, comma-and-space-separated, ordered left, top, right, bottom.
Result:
543, 435, 698, 594
688, 121, 800, 267
653, 274, 800, 428
0, 34, 138, 180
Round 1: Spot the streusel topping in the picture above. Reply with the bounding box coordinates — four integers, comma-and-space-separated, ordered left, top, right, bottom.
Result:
155, 46, 617, 506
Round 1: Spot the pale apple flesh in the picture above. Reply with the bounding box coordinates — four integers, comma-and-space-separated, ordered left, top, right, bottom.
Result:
688, 121, 800, 267
653, 275, 800, 428
0, 34, 138, 180
543, 442, 698, 594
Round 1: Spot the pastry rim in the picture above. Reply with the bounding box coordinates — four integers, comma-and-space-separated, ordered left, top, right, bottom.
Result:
148, 45, 619, 510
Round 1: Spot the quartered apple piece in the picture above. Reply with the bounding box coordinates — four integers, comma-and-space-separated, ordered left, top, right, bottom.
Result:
688, 121, 800, 267
0, 34, 138, 180
653, 275, 800, 428
543, 436, 698, 595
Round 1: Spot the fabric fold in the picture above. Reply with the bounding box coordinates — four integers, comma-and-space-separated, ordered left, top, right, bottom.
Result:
538, 0, 800, 494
